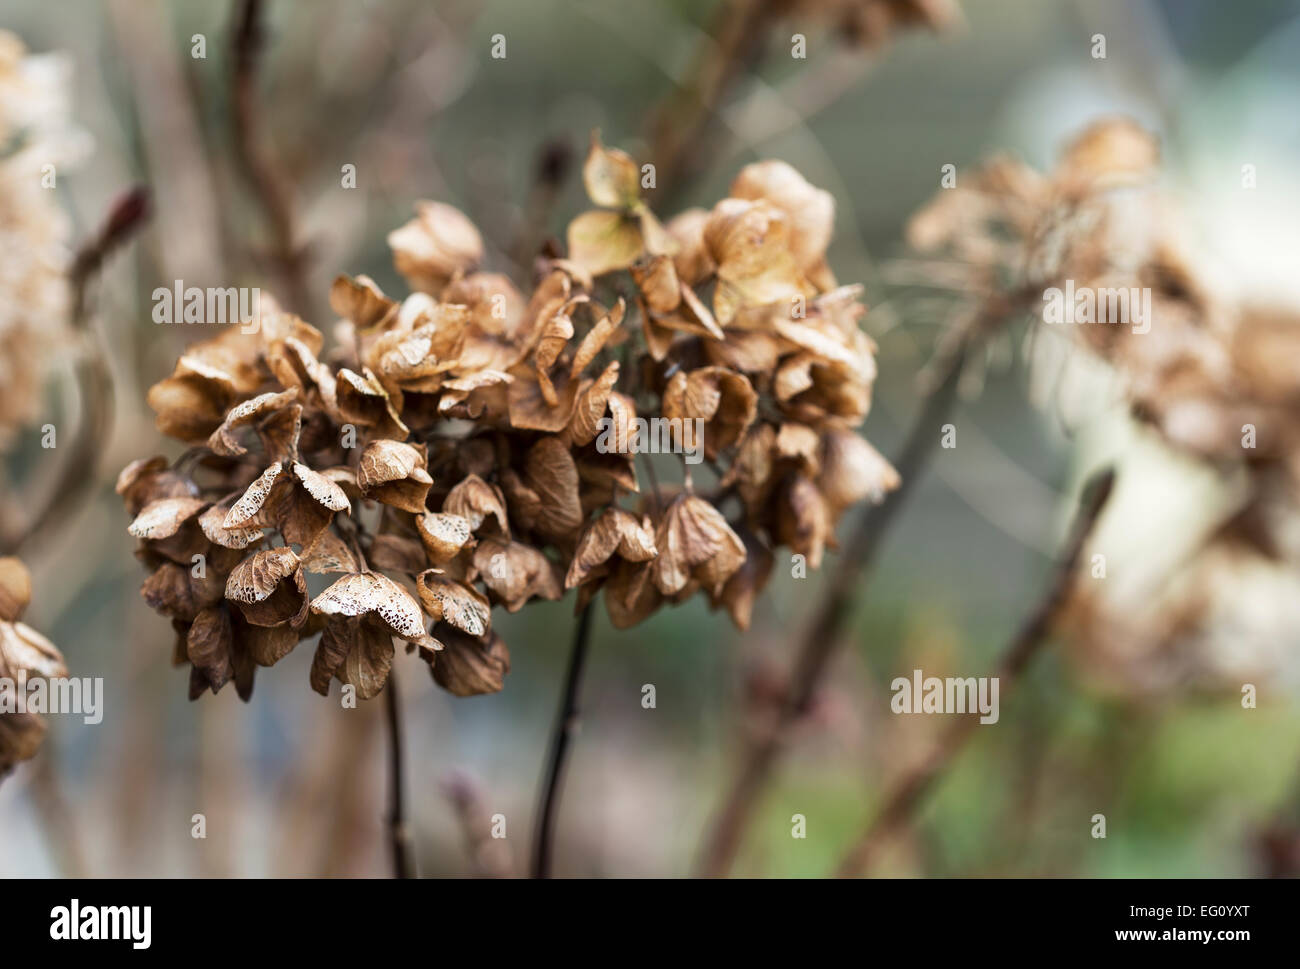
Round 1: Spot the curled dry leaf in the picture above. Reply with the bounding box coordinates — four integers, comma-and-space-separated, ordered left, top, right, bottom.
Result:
430, 626, 510, 696
357, 439, 433, 514
418, 512, 475, 564
651, 495, 746, 596
416, 570, 492, 637
224, 547, 309, 627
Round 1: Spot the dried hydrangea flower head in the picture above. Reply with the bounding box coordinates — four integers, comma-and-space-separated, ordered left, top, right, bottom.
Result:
0, 31, 88, 441
910, 121, 1300, 692
0, 556, 68, 779
121, 133, 897, 702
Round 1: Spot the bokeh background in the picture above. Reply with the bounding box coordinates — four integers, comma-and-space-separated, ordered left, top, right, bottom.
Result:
3, 0, 1300, 876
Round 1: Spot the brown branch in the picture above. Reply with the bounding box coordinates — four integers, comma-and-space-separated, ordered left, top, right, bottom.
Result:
1, 187, 150, 557
694, 290, 1033, 876
384, 667, 415, 878
833, 466, 1116, 877
645, 0, 778, 205
230, 0, 314, 318
531, 602, 594, 878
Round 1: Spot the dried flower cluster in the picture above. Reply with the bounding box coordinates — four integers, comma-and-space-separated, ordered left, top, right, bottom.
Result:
0, 31, 86, 441
0, 557, 67, 778
120, 133, 897, 703
908, 118, 1300, 690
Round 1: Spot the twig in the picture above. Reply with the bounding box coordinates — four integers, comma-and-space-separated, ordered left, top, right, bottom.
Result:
531, 602, 595, 878
694, 338, 969, 876
644, 0, 777, 204
230, 0, 314, 318
510, 137, 574, 270
1, 187, 150, 557
832, 466, 1116, 876
694, 289, 1034, 876
384, 667, 415, 879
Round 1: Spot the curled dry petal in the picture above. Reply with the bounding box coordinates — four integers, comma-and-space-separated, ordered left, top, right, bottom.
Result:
0, 557, 33, 622
128, 497, 209, 541
310, 616, 395, 700
336, 367, 410, 440
357, 440, 433, 514
418, 512, 475, 564
388, 201, 484, 295
661, 367, 758, 458
443, 475, 510, 537
565, 508, 658, 588
582, 131, 642, 210
818, 428, 901, 510
473, 537, 563, 612
116, 456, 198, 517
224, 547, 309, 627
330, 274, 396, 329
0, 621, 67, 680
310, 571, 429, 644
207, 388, 301, 460
651, 495, 746, 596
430, 627, 510, 697
730, 160, 834, 273
416, 571, 492, 637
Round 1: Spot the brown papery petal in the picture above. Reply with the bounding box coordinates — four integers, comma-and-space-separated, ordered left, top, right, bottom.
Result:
416, 571, 492, 637
523, 437, 584, 542
225, 547, 308, 627
128, 497, 209, 541
225, 464, 284, 529
301, 528, 360, 574
818, 428, 901, 510
566, 210, 645, 278
199, 501, 264, 550
0, 621, 67, 679
0, 557, 32, 623
207, 388, 299, 458
418, 512, 475, 564
582, 132, 642, 210
569, 297, 626, 378
330, 274, 396, 330
565, 508, 657, 588
651, 495, 746, 596
431, 627, 510, 697
443, 475, 510, 537
310, 572, 428, 643
473, 538, 563, 612
566, 361, 620, 447
357, 440, 433, 514
187, 606, 234, 694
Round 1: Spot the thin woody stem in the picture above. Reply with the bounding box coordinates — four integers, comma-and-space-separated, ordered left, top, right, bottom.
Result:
694, 339, 970, 876
384, 667, 415, 879
694, 288, 1035, 876
531, 602, 595, 878
833, 466, 1116, 876
1, 187, 149, 557
230, 0, 315, 319
645, 0, 777, 205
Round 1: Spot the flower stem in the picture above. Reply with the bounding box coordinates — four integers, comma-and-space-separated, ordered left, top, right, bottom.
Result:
384, 668, 415, 878
531, 603, 594, 878
832, 466, 1116, 876
695, 338, 971, 876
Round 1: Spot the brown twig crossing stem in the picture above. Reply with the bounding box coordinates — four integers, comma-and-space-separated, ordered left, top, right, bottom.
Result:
531, 602, 595, 878
1, 186, 150, 557
694, 340, 970, 876
832, 466, 1116, 877
230, 0, 314, 319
